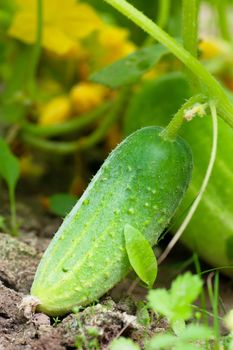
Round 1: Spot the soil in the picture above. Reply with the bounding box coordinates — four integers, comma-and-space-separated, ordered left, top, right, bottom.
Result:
0, 196, 232, 349
0, 197, 169, 350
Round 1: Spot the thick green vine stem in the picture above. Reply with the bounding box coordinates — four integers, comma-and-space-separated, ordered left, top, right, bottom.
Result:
182, 0, 200, 92
103, 0, 233, 129
160, 94, 205, 141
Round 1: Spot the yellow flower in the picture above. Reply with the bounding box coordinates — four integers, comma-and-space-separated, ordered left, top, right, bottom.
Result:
97, 25, 136, 66
8, 0, 103, 56
199, 37, 229, 59
39, 95, 71, 125
70, 82, 108, 114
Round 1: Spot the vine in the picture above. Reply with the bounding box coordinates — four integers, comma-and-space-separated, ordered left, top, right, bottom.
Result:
103, 0, 233, 129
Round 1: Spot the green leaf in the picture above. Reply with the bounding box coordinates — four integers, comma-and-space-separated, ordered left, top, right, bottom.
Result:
148, 289, 173, 320
147, 333, 177, 350
179, 324, 213, 342
110, 337, 141, 350
123, 72, 190, 135
0, 46, 31, 123
148, 273, 202, 323
90, 44, 168, 88
49, 193, 78, 217
147, 324, 211, 350
169, 273, 202, 321
172, 319, 186, 336
173, 344, 204, 350
136, 301, 150, 327
171, 272, 203, 307
147, 326, 211, 350
0, 138, 20, 193
124, 224, 157, 288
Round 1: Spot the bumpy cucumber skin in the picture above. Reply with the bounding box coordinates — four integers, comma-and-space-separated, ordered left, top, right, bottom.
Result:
124, 72, 233, 276
31, 126, 192, 315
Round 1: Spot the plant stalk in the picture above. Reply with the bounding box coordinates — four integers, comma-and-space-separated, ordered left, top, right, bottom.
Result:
157, 0, 170, 29
9, 188, 18, 236
182, 0, 200, 92
216, 0, 231, 41
103, 0, 233, 129
160, 94, 204, 141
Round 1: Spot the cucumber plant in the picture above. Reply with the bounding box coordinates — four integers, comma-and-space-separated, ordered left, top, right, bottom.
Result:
95, 0, 233, 277
23, 0, 233, 322
31, 126, 193, 315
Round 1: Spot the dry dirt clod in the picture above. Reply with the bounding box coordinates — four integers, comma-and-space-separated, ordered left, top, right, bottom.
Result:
0, 233, 39, 293
0, 281, 24, 323
19, 295, 41, 319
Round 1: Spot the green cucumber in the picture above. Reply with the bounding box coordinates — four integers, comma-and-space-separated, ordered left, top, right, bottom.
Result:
124, 72, 233, 276
31, 126, 192, 315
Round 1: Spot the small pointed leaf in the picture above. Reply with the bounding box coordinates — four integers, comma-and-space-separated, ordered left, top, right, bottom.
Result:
124, 224, 157, 288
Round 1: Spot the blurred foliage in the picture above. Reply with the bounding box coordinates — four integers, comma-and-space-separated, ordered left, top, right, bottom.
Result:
85, 0, 158, 44
0, 2, 233, 347
48, 193, 78, 216
124, 72, 190, 135
85, 0, 182, 42
0, 0, 233, 235
91, 44, 168, 88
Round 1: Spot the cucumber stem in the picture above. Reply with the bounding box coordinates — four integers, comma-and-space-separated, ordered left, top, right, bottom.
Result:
160, 94, 205, 141
162, 0, 200, 141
